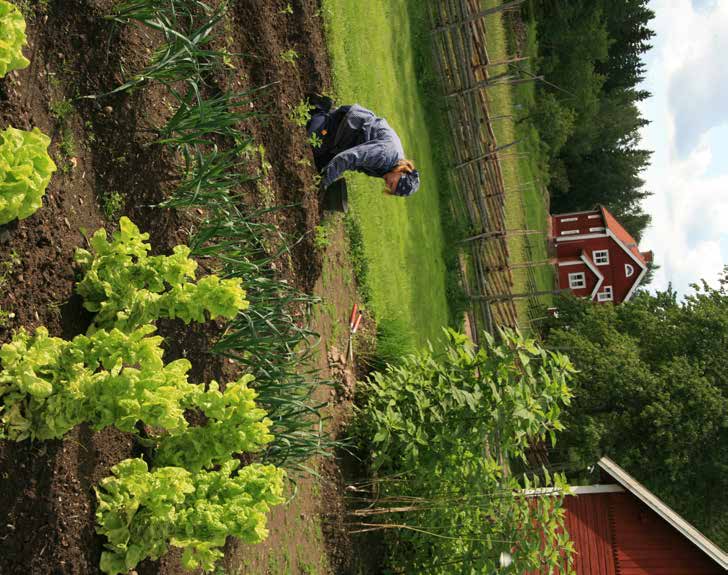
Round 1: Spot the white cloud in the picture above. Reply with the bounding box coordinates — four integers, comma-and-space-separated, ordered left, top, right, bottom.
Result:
639, 0, 728, 296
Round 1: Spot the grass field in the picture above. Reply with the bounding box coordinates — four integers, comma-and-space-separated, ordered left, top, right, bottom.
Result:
480, 2, 556, 326
320, 0, 456, 346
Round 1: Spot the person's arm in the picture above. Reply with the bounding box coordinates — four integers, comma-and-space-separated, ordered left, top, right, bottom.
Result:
320, 143, 391, 189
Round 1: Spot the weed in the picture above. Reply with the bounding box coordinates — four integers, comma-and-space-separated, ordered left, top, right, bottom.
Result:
60, 129, 76, 159
279, 3, 293, 15
101, 190, 124, 219
279, 49, 299, 65
313, 225, 330, 251
307, 132, 322, 148
289, 99, 313, 128
84, 120, 96, 144
49, 99, 74, 124
0, 307, 15, 328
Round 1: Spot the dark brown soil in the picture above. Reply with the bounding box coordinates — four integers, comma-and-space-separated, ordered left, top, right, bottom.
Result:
0, 1, 378, 574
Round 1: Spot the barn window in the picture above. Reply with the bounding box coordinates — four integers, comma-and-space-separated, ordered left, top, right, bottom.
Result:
593, 250, 609, 265
597, 286, 614, 302
625, 264, 635, 278
568, 272, 586, 289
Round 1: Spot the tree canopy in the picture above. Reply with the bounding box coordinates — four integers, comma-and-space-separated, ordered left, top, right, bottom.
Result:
527, 0, 655, 241
542, 274, 728, 550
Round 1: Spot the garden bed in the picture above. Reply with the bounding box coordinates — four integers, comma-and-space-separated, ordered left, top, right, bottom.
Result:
0, 1, 366, 573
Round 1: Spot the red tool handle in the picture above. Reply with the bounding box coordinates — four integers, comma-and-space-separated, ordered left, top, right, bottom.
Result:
352, 311, 363, 334
348, 303, 359, 329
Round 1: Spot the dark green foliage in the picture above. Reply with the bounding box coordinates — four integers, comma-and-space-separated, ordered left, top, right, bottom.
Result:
357, 328, 576, 574
543, 280, 728, 550
526, 0, 655, 244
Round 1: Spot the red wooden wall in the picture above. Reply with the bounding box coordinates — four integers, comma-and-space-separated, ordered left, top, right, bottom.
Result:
556, 492, 724, 575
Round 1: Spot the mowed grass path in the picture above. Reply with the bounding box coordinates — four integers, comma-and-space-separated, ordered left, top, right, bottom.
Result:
321, 0, 452, 346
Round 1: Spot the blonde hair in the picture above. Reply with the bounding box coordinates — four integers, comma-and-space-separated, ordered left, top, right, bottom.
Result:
390, 159, 416, 174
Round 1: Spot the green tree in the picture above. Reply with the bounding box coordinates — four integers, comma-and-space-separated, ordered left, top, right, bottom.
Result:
543, 282, 728, 549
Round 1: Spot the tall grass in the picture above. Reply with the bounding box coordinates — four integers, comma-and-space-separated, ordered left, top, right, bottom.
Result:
105, 0, 339, 472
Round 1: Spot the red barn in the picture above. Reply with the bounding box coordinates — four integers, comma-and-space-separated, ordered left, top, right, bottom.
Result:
550, 207, 653, 304
557, 457, 728, 574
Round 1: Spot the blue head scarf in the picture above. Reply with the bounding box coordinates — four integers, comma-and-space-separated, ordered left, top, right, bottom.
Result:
395, 170, 420, 197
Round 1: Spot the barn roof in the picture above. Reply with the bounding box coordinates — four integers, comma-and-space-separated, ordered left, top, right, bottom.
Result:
598, 457, 728, 571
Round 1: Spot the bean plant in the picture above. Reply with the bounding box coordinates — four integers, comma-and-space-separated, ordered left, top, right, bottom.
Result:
357, 328, 576, 574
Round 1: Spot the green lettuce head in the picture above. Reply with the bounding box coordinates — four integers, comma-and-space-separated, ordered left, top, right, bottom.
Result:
0, 1, 30, 77
0, 126, 57, 225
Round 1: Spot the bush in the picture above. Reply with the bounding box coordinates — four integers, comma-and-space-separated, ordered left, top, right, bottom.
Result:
0, 1, 30, 78
357, 328, 576, 574
0, 126, 56, 224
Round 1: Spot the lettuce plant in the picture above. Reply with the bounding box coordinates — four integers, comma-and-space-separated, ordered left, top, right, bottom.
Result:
75, 217, 248, 331
0, 1, 30, 78
95, 458, 285, 574
0, 325, 196, 440
0, 127, 57, 225
155, 374, 274, 471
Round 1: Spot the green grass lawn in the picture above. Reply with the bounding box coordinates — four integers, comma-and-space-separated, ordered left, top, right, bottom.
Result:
321, 0, 455, 347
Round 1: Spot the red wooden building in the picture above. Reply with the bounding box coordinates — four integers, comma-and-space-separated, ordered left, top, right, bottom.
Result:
550, 207, 653, 304
557, 457, 728, 574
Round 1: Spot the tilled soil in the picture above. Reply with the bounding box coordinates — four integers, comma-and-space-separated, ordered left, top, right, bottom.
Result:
0, 1, 371, 574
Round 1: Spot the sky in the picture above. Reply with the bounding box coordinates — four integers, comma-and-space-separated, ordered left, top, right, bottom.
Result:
639, 0, 728, 296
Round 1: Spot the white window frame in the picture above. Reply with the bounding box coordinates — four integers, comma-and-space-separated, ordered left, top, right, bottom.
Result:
593, 250, 610, 265
588, 214, 601, 219
597, 286, 614, 302
561, 229, 580, 236
560, 217, 578, 223
625, 263, 635, 278
590, 227, 606, 232
568, 272, 586, 289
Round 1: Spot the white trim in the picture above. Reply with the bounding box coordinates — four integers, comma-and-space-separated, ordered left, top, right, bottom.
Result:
625, 263, 635, 278
525, 484, 625, 498
588, 214, 601, 219
553, 209, 600, 217
592, 250, 609, 265
558, 260, 582, 267
568, 272, 586, 289
606, 229, 647, 269
561, 229, 580, 236
560, 217, 578, 223
624, 266, 648, 302
604, 229, 648, 302
598, 457, 728, 570
570, 484, 625, 495
589, 227, 606, 232
556, 232, 608, 243
579, 253, 605, 300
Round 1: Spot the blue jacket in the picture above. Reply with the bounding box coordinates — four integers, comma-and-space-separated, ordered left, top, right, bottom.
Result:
321, 104, 405, 189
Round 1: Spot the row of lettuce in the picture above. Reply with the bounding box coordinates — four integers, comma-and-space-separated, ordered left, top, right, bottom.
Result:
0, 0, 316, 573
2, 218, 284, 572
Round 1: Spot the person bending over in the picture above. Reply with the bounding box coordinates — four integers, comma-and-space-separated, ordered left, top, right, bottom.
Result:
306, 98, 420, 197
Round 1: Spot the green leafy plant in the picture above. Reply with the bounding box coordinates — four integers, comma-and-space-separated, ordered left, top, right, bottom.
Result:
75, 217, 248, 331
155, 374, 274, 471
279, 48, 299, 65
312, 224, 330, 251
307, 132, 322, 148
95, 458, 285, 574
355, 328, 576, 574
289, 99, 314, 127
0, 325, 196, 440
0, 1, 30, 77
0, 126, 57, 224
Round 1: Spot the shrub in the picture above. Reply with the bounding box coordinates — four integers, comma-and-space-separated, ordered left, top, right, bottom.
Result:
0, 1, 30, 78
0, 126, 56, 224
